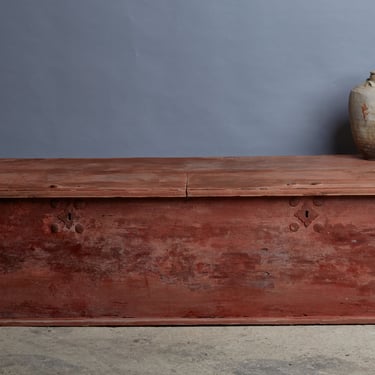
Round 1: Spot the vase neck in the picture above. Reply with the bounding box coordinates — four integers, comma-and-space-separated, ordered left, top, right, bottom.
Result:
366, 72, 375, 87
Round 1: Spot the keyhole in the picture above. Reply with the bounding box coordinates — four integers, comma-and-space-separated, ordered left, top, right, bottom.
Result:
305, 210, 309, 218
67, 212, 72, 221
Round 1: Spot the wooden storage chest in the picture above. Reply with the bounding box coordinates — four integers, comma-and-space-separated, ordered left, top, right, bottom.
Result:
1, 155, 375, 325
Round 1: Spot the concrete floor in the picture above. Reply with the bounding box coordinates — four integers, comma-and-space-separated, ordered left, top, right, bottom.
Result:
0, 326, 374, 374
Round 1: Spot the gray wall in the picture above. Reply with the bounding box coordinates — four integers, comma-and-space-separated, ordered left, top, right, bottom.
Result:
0, 0, 370, 157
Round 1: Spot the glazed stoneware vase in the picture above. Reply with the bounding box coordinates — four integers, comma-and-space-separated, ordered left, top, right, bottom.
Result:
349, 71, 375, 159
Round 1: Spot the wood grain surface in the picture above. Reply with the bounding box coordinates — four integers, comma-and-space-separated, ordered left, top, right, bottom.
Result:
1, 155, 375, 197
1, 196, 375, 325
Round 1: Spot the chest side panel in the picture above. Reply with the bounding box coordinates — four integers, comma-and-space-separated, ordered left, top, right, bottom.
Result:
0, 197, 375, 325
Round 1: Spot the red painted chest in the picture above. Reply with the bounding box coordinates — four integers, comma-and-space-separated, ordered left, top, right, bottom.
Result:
1, 155, 375, 325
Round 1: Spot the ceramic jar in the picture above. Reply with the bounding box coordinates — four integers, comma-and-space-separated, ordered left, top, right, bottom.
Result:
349, 71, 375, 159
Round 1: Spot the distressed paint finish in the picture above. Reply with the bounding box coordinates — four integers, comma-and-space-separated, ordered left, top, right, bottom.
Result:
1, 196, 375, 325
2, 155, 375, 198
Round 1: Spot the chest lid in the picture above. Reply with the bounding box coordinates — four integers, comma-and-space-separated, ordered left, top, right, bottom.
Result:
0, 155, 373, 198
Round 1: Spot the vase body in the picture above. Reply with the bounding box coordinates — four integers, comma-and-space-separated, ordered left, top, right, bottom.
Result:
349, 72, 375, 159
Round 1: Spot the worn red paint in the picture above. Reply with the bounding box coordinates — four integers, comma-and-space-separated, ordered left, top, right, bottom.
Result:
1, 156, 375, 326
0, 196, 375, 325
